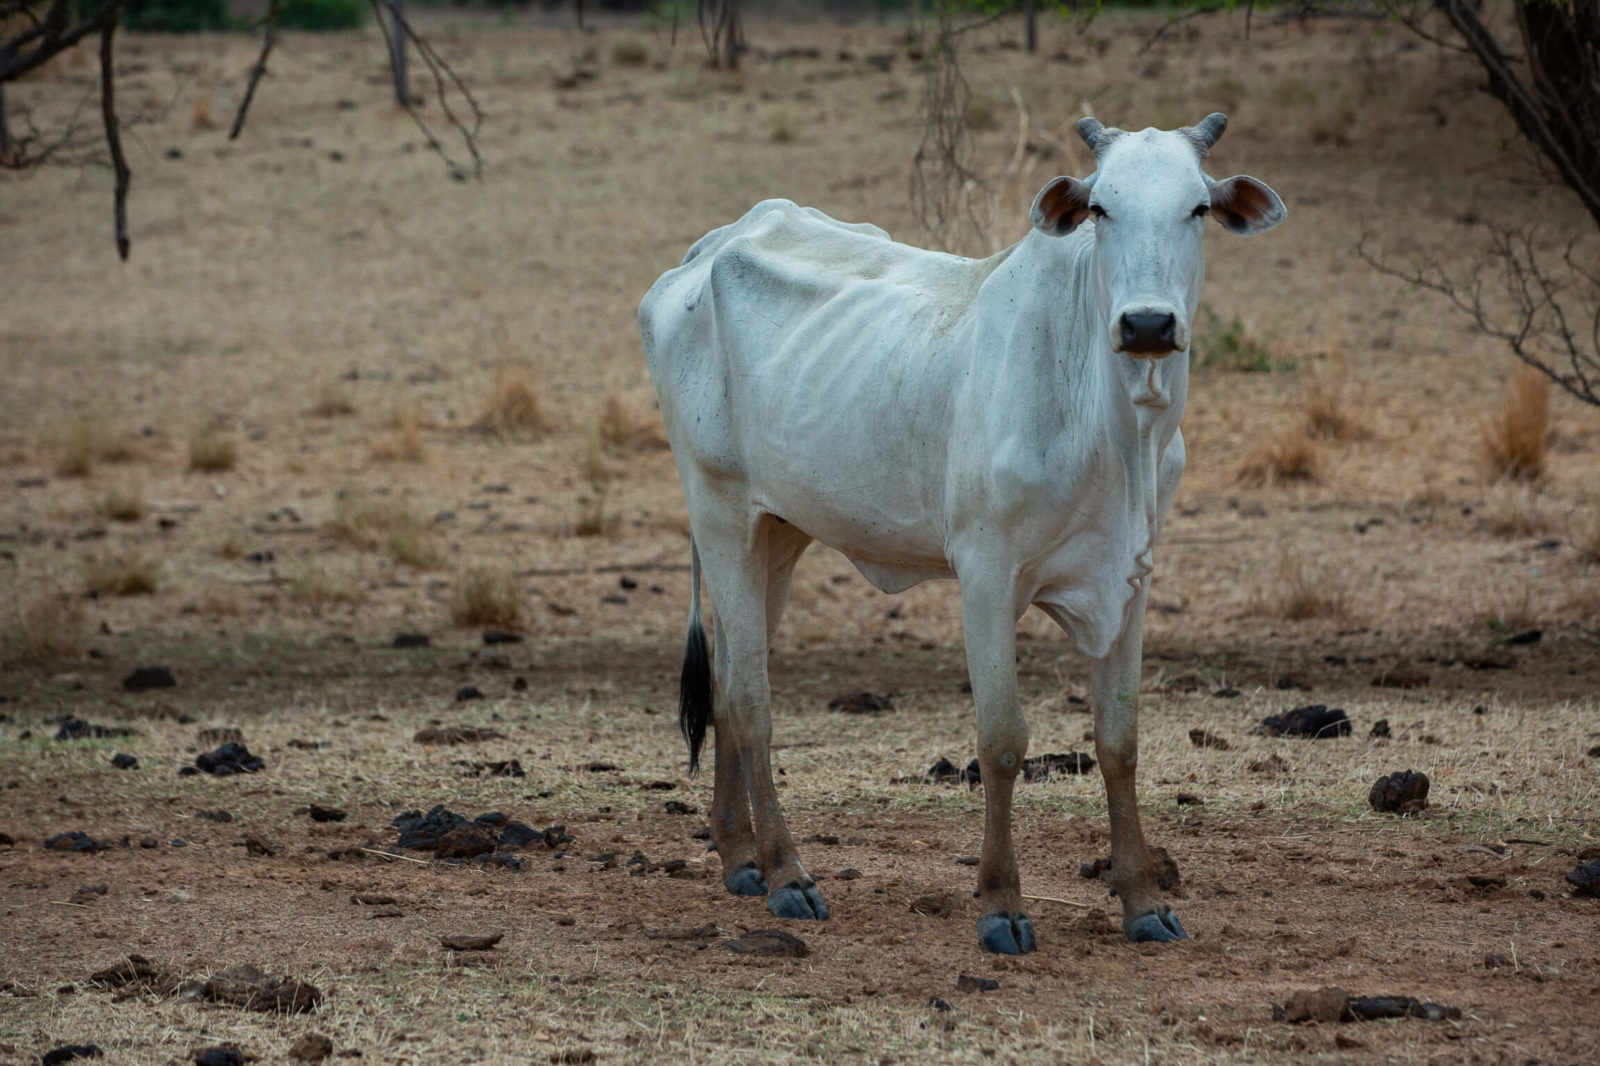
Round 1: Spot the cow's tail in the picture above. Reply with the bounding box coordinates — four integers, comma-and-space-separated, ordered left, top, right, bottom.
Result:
679, 538, 712, 774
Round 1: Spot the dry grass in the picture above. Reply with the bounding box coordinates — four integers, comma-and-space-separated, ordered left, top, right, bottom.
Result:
597, 393, 669, 457
289, 560, 364, 606
449, 567, 522, 628
324, 493, 442, 568
187, 428, 238, 472
1481, 364, 1549, 483
45, 419, 134, 478
371, 407, 427, 463
1481, 483, 1551, 538
1236, 430, 1320, 487
191, 90, 214, 130
1574, 506, 1600, 564
1302, 370, 1367, 442
82, 551, 159, 597
97, 485, 146, 522
575, 443, 618, 538
611, 37, 650, 66
311, 380, 357, 418
474, 366, 551, 438
7, 586, 88, 659
1254, 553, 1349, 622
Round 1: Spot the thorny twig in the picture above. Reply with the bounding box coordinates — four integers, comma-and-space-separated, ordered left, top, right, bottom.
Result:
229, 0, 280, 140
369, 0, 483, 178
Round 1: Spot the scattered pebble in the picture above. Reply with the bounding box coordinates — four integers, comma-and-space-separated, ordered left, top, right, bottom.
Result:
44, 832, 108, 853
482, 630, 523, 645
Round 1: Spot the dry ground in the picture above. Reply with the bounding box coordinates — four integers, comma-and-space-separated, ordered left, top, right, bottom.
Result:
2, 6, 1598, 1065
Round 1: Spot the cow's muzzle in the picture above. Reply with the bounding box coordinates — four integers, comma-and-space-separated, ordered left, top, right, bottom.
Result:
1115, 309, 1181, 358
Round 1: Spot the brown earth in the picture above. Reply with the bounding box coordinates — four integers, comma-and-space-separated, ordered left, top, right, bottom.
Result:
2, 6, 1598, 1065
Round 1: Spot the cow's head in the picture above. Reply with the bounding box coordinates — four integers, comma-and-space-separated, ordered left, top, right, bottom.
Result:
1029, 113, 1284, 359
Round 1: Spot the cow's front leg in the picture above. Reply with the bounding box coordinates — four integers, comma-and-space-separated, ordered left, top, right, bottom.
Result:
962, 579, 1034, 955
1091, 586, 1186, 943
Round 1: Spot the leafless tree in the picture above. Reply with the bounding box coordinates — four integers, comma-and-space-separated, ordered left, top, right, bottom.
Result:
2, 0, 482, 260
698, 0, 742, 70
1360, 0, 1600, 407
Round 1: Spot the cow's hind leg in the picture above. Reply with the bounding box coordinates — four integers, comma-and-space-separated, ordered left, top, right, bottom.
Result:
1091, 587, 1187, 943
961, 577, 1034, 955
707, 612, 766, 897
701, 514, 825, 921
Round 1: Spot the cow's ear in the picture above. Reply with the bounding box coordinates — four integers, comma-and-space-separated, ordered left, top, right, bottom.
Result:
1209, 175, 1286, 236
1030, 176, 1092, 237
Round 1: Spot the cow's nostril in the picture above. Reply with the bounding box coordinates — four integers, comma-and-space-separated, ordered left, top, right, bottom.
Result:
1120, 311, 1178, 355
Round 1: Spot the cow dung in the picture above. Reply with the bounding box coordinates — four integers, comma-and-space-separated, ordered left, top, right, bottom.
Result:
441, 933, 503, 951
1566, 859, 1600, 898
1369, 770, 1430, 814
1258, 705, 1351, 739
200, 964, 322, 1013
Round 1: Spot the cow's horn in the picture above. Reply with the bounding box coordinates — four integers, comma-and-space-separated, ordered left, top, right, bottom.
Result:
1183, 112, 1228, 155
1076, 117, 1120, 156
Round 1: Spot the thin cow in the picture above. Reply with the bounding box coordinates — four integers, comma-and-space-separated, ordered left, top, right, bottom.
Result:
639, 114, 1284, 953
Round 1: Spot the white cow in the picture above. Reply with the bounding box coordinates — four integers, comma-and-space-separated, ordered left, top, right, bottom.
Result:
640, 114, 1284, 953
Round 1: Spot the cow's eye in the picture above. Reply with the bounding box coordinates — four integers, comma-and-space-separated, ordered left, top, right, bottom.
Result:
1192, 203, 1210, 218
1090, 204, 1107, 220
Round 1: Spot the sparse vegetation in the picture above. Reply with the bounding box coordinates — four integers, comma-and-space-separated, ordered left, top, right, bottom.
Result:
324, 493, 441, 568
98, 486, 145, 522
45, 419, 134, 478
473, 367, 550, 438
597, 393, 669, 457
1302, 371, 1366, 442
289, 559, 364, 606
1256, 553, 1348, 622
1481, 365, 1550, 483
371, 407, 427, 463
83, 551, 159, 597
449, 567, 522, 628
187, 428, 237, 472
575, 443, 618, 538
611, 38, 650, 67
1575, 506, 1600, 564
770, 109, 796, 144
311, 380, 357, 418
7, 586, 88, 659
1192, 308, 1291, 373
1481, 484, 1551, 539
1236, 430, 1319, 488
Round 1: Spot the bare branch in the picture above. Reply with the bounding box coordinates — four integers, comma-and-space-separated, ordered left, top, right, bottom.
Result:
97, 0, 128, 261
229, 0, 281, 140
369, 0, 482, 178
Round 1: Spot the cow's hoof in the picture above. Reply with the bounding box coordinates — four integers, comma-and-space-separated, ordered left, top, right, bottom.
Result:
724, 864, 768, 897
1124, 908, 1187, 943
977, 912, 1036, 955
767, 881, 829, 920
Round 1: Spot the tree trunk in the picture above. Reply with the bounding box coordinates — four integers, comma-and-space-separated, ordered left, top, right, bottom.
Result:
389, 0, 408, 108
0, 81, 12, 165
1024, 0, 1037, 54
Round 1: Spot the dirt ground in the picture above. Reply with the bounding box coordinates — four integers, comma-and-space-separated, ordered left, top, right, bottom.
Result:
2, 6, 1598, 1065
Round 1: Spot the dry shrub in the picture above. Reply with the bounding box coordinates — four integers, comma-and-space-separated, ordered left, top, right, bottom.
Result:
474, 367, 550, 438
324, 494, 441, 568
191, 91, 215, 130
290, 561, 363, 606
770, 109, 796, 143
611, 38, 650, 66
1481, 365, 1549, 482
46, 419, 134, 478
98, 485, 146, 522
597, 393, 669, 457
83, 552, 159, 596
10, 588, 88, 659
1574, 506, 1600, 564
575, 444, 617, 538
371, 407, 426, 463
1481, 483, 1551, 538
188, 429, 237, 472
1255, 553, 1348, 622
450, 567, 522, 628
311, 381, 357, 418
1303, 372, 1367, 442
1236, 430, 1320, 487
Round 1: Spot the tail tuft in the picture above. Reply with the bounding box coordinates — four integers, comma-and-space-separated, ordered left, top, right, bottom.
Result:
679, 617, 711, 773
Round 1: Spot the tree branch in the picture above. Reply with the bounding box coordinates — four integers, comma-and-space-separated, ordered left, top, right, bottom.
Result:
97, 0, 128, 261
229, 0, 280, 140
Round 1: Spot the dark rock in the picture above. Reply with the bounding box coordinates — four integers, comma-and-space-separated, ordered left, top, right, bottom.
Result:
195, 742, 265, 776
44, 832, 107, 853
482, 630, 523, 645
723, 929, 809, 957
441, 933, 502, 951
309, 805, 347, 823
392, 633, 430, 649
122, 666, 176, 692
1503, 629, 1541, 646
55, 718, 135, 741
1566, 858, 1600, 898
200, 964, 322, 1013
1344, 996, 1461, 1022
414, 726, 504, 745
1023, 751, 1094, 780
111, 753, 138, 770
1368, 770, 1430, 814
1258, 705, 1351, 739
42, 1047, 103, 1065
456, 685, 484, 702
191, 1044, 245, 1066
1369, 719, 1391, 739
1188, 729, 1230, 750
828, 691, 894, 714
140, 837, 158, 848
835, 868, 862, 880
618, 576, 638, 590
955, 974, 999, 993
1483, 953, 1506, 969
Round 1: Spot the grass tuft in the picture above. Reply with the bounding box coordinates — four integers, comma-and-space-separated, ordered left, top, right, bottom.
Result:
290, 560, 364, 606
8, 587, 88, 659
611, 38, 650, 66
45, 419, 134, 478
324, 493, 441, 568
449, 567, 522, 628
187, 428, 237, 472
597, 393, 669, 456
1256, 553, 1348, 622
98, 485, 146, 522
474, 367, 551, 438
83, 552, 159, 597
1481, 483, 1550, 539
1481, 365, 1549, 483
1303, 373, 1367, 442
1236, 430, 1319, 487
371, 407, 427, 463
311, 380, 357, 418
